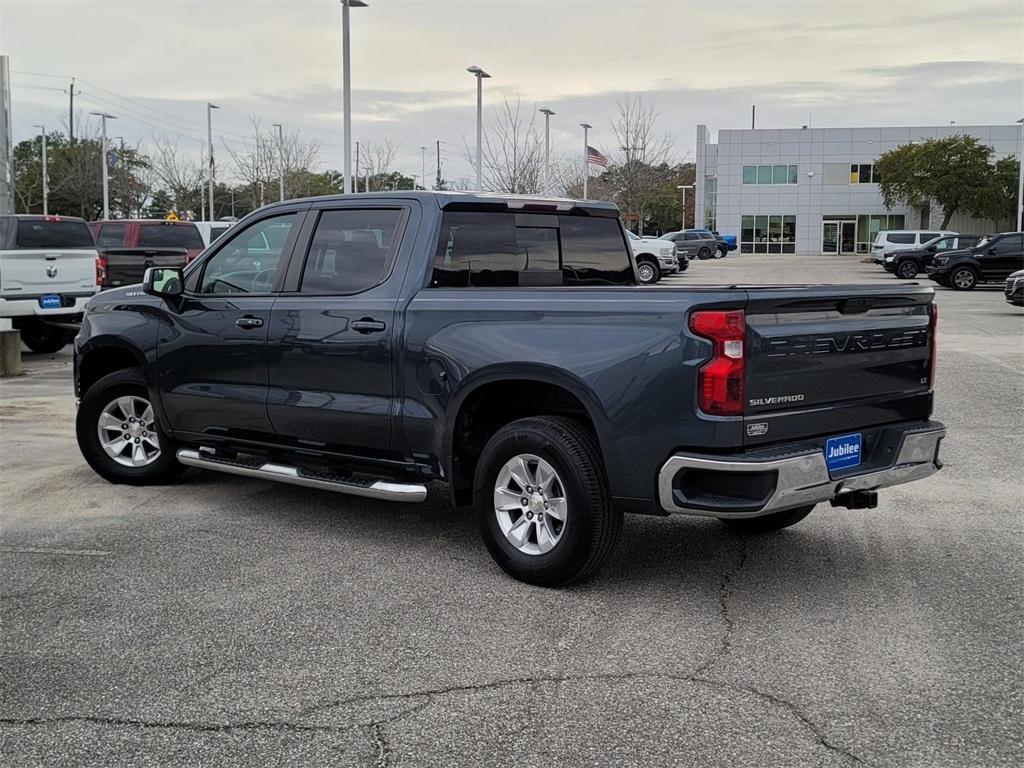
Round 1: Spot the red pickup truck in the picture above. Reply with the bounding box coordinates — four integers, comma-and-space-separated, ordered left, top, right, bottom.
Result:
89, 220, 205, 264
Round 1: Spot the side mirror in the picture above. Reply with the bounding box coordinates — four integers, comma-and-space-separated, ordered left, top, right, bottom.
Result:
143, 266, 184, 297
928, 245, 937, 252
988, 247, 998, 255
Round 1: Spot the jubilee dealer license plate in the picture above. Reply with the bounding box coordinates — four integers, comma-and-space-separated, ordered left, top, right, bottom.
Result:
825, 433, 862, 474
38, 294, 62, 309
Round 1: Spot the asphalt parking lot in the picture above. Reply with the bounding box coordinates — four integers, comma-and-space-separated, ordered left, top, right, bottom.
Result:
1, 254, 1021, 767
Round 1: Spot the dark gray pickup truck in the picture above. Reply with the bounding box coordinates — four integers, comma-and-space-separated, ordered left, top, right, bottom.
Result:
73, 192, 944, 586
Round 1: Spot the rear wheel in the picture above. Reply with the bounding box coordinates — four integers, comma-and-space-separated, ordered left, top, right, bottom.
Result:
950, 266, 977, 291
719, 505, 814, 533
636, 259, 660, 285
896, 259, 919, 279
76, 368, 184, 485
474, 416, 622, 587
20, 322, 74, 354
697, 246, 712, 260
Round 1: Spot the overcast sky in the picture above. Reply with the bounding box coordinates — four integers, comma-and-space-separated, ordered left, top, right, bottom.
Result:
2, 0, 1022, 183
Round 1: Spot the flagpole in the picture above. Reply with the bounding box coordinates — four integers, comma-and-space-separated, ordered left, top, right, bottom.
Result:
580, 122, 591, 200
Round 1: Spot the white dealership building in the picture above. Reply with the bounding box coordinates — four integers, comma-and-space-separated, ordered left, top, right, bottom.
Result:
694, 123, 1020, 255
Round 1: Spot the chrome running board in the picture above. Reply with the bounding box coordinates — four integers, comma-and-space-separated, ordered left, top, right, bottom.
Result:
176, 448, 427, 503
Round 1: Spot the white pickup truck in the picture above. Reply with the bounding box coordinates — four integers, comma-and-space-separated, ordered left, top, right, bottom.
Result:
0, 215, 100, 353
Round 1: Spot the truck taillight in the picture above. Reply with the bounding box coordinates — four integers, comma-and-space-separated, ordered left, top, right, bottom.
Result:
689, 309, 745, 416
928, 302, 938, 388
96, 254, 108, 286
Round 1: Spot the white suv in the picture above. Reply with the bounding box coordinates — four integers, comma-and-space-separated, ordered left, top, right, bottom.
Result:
871, 230, 957, 263
627, 231, 680, 284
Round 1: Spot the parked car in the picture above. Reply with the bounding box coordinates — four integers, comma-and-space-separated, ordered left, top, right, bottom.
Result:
73, 191, 945, 587
926, 232, 1024, 290
1005, 270, 1024, 306
689, 227, 736, 256
661, 230, 721, 259
96, 247, 189, 290
193, 220, 236, 248
884, 234, 983, 279
89, 219, 206, 264
871, 230, 956, 263
627, 231, 681, 284
0, 214, 100, 352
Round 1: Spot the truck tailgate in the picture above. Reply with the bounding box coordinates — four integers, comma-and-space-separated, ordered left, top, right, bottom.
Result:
101, 247, 188, 288
742, 285, 935, 446
0, 248, 98, 296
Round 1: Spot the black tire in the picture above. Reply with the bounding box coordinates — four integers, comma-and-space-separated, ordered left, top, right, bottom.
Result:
636, 259, 660, 285
474, 416, 622, 587
719, 504, 814, 534
896, 260, 919, 279
713, 248, 725, 259
697, 246, 712, 260
76, 367, 184, 486
21, 323, 74, 354
949, 266, 977, 291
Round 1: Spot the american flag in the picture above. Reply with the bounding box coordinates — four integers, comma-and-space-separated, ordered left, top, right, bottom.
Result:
586, 145, 608, 168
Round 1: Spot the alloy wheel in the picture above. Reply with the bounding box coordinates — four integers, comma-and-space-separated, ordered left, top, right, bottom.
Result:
493, 454, 567, 555
97, 395, 161, 467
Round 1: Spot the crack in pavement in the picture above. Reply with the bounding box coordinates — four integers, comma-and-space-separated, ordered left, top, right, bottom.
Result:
694, 532, 748, 678
369, 722, 391, 768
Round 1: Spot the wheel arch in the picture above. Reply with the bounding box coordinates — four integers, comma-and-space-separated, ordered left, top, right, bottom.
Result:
76, 339, 147, 398
443, 366, 619, 506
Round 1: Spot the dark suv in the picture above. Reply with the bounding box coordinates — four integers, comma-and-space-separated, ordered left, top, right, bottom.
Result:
885, 234, 982, 279
926, 233, 1024, 291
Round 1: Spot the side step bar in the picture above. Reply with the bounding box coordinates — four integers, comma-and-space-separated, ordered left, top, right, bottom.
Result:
176, 448, 427, 503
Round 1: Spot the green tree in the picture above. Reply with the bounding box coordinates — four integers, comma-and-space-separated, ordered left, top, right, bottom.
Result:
876, 136, 1015, 228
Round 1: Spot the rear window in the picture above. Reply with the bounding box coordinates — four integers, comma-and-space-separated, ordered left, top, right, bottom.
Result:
138, 223, 204, 249
209, 225, 230, 242
887, 233, 916, 244
15, 219, 94, 249
431, 211, 632, 288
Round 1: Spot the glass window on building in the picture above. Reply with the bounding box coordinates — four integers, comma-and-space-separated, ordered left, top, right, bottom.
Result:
743, 164, 799, 185
757, 165, 773, 184
850, 163, 880, 185
853, 213, 907, 253
741, 213, 795, 254
742, 166, 757, 184
704, 176, 717, 230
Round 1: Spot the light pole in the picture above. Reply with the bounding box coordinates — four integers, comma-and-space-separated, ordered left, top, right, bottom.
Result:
342, 0, 368, 194
580, 123, 591, 200
466, 65, 490, 190
207, 103, 219, 219
420, 145, 427, 190
676, 184, 694, 229
272, 123, 285, 201
1016, 117, 1023, 231
539, 107, 555, 194
33, 124, 48, 215
90, 111, 116, 219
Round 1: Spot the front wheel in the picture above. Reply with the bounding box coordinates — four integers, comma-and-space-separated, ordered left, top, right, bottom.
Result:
719, 505, 814, 533
950, 266, 977, 291
697, 246, 712, 260
636, 259, 660, 285
76, 367, 184, 485
896, 260, 919, 279
474, 416, 622, 587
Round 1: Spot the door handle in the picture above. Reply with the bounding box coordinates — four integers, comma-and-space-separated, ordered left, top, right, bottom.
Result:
235, 316, 264, 329
351, 318, 386, 334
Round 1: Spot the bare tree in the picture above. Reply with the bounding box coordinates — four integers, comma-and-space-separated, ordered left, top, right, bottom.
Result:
465, 95, 545, 194
149, 132, 204, 214
224, 117, 323, 204
607, 94, 677, 230
358, 139, 398, 190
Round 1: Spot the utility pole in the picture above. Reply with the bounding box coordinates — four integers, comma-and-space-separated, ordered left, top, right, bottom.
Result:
751, 104, 756, 130
33, 124, 48, 215
580, 123, 591, 200
436, 139, 441, 190
539, 108, 554, 194
1016, 117, 1023, 231
420, 145, 427, 190
272, 123, 285, 201
117, 136, 126, 216
68, 78, 75, 144
0, 55, 13, 215
354, 140, 360, 193
90, 111, 116, 220
230, 188, 235, 217
207, 103, 219, 220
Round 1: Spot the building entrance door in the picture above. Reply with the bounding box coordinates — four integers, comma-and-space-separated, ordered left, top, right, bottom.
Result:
840, 221, 856, 253
822, 221, 857, 254
822, 222, 839, 254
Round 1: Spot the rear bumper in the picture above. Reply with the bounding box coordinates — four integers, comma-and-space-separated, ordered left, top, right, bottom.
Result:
657, 422, 944, 518
0, 294, 94, 318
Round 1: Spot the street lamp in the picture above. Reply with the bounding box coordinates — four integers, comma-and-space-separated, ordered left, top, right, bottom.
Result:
539, 108, 555, 194
580, 123, 592, 200
207, 103, 219, 219
32, 124, 47, 215
676, 184, 694, 230
342, 0, 368, 194
89, 111, 116, 219
467, 65, 490, 190
1016, 117, 1023, 232
272, 123, 285, 201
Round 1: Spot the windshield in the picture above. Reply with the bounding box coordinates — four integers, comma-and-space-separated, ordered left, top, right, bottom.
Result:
138, 223, 204, 249
975, 235, 994, 248
626, 231, 640, 240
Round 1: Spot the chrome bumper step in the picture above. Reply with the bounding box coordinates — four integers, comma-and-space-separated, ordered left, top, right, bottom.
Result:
176, 449, 428, 503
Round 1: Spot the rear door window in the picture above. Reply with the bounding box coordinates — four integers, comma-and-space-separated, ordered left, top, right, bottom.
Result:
138, 223, 205, 249
15, 219, 94, 249
299, 209, 402, 294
